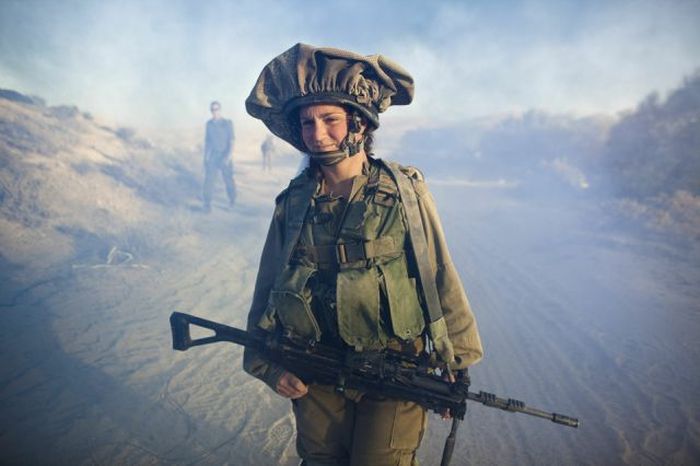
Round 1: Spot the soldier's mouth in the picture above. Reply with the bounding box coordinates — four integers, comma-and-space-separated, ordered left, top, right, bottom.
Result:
310, 145, 339, 152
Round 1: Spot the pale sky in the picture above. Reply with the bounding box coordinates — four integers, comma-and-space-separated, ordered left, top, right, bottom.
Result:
1, 0, 699, 131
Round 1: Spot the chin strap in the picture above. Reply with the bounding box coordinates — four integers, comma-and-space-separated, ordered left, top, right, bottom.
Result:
308, 133, 364, 166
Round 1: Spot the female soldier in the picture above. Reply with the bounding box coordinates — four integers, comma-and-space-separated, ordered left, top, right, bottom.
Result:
243, 43, 483, 466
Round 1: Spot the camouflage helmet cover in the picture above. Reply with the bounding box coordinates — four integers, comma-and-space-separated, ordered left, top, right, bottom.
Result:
245, 43, 414, 152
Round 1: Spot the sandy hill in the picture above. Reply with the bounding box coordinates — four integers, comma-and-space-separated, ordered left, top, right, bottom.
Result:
0, 92, 203, 275
0, 90, 298, 287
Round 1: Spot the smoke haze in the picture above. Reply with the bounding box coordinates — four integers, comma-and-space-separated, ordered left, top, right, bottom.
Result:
1, 1, 700, 464
1, 0, 699, 131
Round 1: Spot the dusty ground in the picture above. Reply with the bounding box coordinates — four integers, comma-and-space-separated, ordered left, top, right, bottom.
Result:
1, 95, 699, 465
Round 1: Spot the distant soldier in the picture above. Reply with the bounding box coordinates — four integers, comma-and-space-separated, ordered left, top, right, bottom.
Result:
261, 134, 274, 171
203, 101, 236, 212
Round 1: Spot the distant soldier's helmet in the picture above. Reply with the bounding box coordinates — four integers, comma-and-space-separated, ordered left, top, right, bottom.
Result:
245, 43, 414, 154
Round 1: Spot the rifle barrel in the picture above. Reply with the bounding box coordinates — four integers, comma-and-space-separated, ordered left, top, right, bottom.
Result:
467, 391, 579, 428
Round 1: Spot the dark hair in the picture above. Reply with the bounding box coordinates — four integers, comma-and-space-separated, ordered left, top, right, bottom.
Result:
363, 127, 375, 156
210, 101, 221, 110
348, 108, 375, 155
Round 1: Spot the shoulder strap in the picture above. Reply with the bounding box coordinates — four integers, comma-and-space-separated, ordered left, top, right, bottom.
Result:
280, 174, 318, 267
380, 159, 456, 365
380, 160, 443, 324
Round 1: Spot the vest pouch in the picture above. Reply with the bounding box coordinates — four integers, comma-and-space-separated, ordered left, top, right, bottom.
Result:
336, 266, 383, 349
379, 255, 425, 341
267, 264, 321, 341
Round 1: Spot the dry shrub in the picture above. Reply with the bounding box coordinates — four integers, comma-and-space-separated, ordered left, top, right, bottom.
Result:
615, 190, 700, 242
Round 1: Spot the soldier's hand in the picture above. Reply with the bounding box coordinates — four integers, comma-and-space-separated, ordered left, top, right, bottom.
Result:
276, 371, 308, 399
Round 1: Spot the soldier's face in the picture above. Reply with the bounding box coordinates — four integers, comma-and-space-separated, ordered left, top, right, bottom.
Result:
210, 105, 221, 118
299, 104, 349, 153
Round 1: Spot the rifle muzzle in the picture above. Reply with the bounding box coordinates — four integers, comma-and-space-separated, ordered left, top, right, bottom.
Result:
552, 413, 580, 428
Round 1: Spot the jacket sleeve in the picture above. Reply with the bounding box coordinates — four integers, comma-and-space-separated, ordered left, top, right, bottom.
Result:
242, 198, 287, 391
415, 181, 484, 369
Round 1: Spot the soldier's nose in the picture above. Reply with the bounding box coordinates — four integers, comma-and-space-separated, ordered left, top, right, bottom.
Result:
311, 122, 328, 141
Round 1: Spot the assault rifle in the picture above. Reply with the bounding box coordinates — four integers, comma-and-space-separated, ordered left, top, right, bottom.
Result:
170, 312, 578, 466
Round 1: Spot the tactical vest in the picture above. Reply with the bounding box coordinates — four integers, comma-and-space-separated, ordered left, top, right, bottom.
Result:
259, 162, 425, 351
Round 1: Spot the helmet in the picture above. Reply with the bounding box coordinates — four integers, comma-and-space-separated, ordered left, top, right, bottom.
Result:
246, 43, 414, 162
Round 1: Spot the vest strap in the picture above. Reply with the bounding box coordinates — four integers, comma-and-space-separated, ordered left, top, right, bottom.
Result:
280, 176, 318, 268
297, 237, 400, 265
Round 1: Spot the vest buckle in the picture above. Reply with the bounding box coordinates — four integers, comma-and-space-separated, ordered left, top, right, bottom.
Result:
337, 241, 371, 264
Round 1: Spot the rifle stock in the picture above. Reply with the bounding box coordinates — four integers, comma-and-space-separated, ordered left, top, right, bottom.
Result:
170, 311, 254, 350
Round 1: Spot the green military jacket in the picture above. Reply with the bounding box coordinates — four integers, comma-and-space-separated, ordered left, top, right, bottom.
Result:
244, 158, 483, 391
